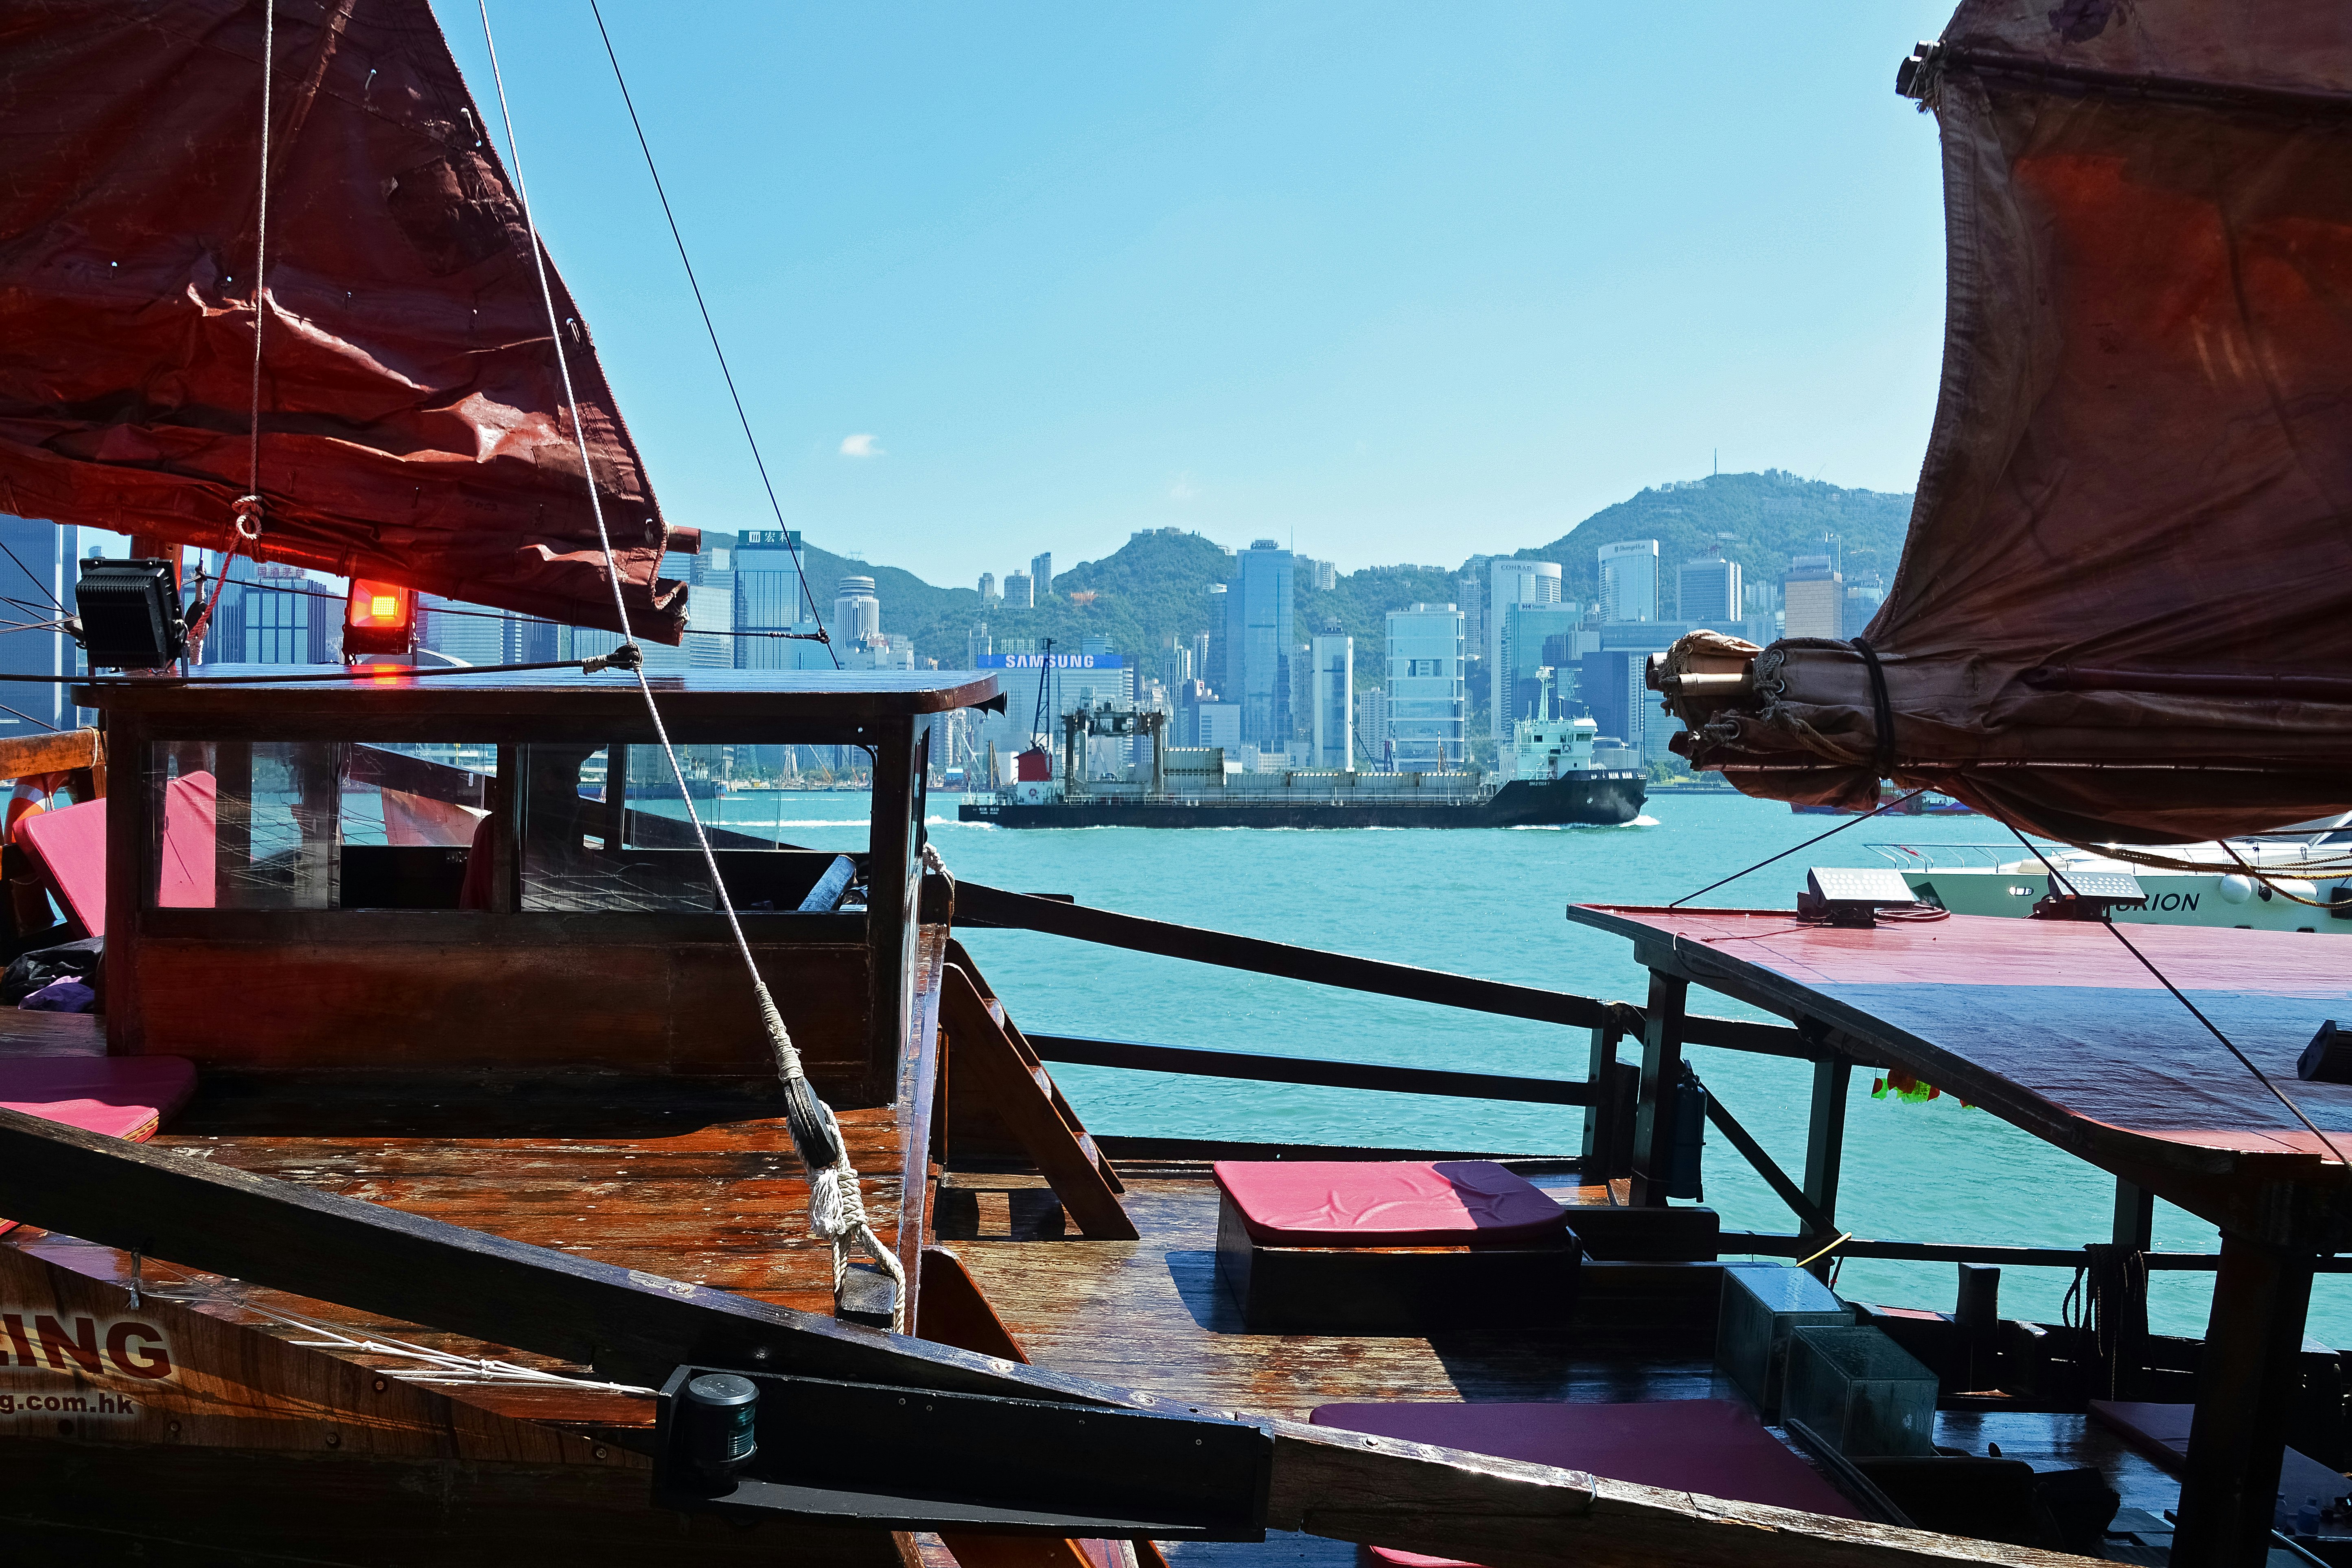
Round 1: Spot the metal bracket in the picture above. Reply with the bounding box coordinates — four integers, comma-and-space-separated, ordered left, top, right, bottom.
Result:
652, 1366, 1273, 1538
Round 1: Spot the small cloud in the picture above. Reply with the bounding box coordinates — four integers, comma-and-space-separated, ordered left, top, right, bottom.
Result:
839, 433, 883, 459
1169, 472, 1199, 501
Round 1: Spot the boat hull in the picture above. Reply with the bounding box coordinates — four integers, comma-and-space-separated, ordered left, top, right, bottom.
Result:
958, 773, 1647, 829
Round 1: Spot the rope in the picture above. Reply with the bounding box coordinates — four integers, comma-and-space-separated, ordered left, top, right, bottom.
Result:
474, 1, 903, 1328
2004, 820, 2352, 1176
1669, 788, 1926, 908
586, 0, 838, 667
242, 1, 275, 544
1850, 637, 1895, 779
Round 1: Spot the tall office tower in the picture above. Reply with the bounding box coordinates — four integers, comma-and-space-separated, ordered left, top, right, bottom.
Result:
978, 571, 996, 605
1191, 628, 1212, 691
1223, 540, 1294, 748
1782, 555, 1843, 640
1386, 602, 1466, 770
1677, 549, 1742, 625
1501, 600, 1584, 726
1843, 571, 1887, 637
685, 543, 733, 669
1488, 559, 1562, 741
967, 621, 993, 669
733, 530, 823, 670
834, 575, 883, 647
1354, 688, 1392, 770
1159, 635, 1193, 689
1002, 571, 1034, 609
1597, 540, 1661, 624
1311, 631, 1353, 770
1031, 552, 1053, 597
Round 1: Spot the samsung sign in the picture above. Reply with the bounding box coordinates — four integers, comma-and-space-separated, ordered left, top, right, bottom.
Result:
978, 654, 1123, 669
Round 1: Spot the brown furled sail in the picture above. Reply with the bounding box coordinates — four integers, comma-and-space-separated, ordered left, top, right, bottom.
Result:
0, 0, 694, 642
1652, 0, 2352, 844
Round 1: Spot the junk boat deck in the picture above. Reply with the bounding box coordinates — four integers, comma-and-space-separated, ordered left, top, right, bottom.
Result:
0, 670, 2337, 1568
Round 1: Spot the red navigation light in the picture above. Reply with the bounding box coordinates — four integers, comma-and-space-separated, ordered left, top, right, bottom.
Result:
344, 578, 415, 657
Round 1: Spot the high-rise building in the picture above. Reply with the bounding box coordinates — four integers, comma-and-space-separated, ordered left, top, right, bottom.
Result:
1223, 540, 1294, 748
1783, 555, 1843, 640
1299, 557, 1337, 592
1488, 560, 1561, 741
1597, 540, 1661, 624
1030, 552, 1053, 597
1311, 632, 1352, 770
967, 621, 993, 669
834, 576, 882, 646
1386, 602, 1465, 770
1354, 689, 1392, 770
978, 571, 996, 605
1677, 550, 1742, 625
1844, 571, 1886, 638
0, 518, 81, 729
1002, 571, 1034, 609
732, 530, 823, 670
1501, 601, 1585, 726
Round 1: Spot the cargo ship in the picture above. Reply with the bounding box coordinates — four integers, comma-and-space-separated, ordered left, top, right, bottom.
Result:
959, 705, 1645, 828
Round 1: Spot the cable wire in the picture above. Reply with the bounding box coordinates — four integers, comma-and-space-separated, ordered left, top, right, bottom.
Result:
2004, 821, 2352, 1174
1670, 788, 1927, 908
474, 0, 900, 1323
586, 0, 837, 667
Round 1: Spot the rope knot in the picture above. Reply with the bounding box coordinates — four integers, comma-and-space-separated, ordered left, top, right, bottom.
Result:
581, 641, 643, 675
230, 494, 265, 541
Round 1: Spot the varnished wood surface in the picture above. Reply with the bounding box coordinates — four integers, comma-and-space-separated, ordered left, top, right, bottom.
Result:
0, 1007, 103, 1058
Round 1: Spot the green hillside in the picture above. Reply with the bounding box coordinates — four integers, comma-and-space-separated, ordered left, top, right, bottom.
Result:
757, 470, 1916, 669
1522, 469, 1914, 611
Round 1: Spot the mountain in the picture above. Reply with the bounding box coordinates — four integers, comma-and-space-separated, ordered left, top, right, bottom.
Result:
756, 470, 1915, 669
1519, 469, 1914, 611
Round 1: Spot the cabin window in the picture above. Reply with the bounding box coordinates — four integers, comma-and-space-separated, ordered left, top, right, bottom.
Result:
518, 744, 864, 914
148, 741, 496, 911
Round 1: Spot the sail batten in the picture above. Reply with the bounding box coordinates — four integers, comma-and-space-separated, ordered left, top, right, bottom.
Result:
0, 0, 691, 641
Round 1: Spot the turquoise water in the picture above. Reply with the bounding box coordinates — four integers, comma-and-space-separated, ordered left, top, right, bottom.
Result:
683, 787, 2351, 1346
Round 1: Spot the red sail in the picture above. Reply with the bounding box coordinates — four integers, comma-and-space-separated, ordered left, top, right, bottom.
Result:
0, 0, 693, 642
1656, 0, 2352, 844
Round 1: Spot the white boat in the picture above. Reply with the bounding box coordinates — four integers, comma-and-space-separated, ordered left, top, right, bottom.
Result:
1863, 816, 2352, 933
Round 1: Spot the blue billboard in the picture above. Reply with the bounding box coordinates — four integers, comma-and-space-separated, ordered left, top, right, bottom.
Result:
977, 653, 1123, 669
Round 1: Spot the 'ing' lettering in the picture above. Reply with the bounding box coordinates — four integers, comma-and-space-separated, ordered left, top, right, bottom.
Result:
0, 1312, 172, 1378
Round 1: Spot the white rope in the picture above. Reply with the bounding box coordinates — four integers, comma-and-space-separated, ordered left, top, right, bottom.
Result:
242, 0, 273, 540
473, 1, 905, 1331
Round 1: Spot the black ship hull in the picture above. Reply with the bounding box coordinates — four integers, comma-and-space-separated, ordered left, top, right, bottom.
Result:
958, 772, 1647, 829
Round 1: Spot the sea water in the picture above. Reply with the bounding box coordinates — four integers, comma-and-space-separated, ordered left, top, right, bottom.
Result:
667, 787, 2351, 1346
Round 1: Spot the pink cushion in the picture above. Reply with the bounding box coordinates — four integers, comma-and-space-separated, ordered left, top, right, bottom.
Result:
17, 796, 109, 936
1311, 1400, 1860, 1566
0, 1055, 198, 1236
1212, 1160, 1570, 1247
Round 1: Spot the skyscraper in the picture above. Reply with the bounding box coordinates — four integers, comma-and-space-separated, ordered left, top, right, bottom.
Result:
1030, 552, 1053, 597
1488, 559, 1561, 742
978, 571, 996, 604
733, 530, 821, 670
1783, 555, 1843, 639
1597, 540, 1660, 624
1002, 571, 1034, 609
1311, 631, 1353, 770
1387, 602, 1465, 770
1223, 540, 1294, 748
1677, 550, 1742, 625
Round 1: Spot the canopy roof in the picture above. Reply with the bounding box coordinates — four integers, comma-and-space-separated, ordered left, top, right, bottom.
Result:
1657, 0, 2352, 842
0, 0, 693, 641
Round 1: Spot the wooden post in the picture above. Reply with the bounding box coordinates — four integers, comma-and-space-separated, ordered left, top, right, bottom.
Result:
866, 720, 919, 1103
2170, 1233, 2315, 1568
1801, 1054, 1850, 1279
1580, 1022, 1618, 1173
1628, 970, 1686, 1208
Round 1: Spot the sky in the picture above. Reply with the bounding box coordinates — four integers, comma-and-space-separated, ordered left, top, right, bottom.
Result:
435, 1, 1960, 588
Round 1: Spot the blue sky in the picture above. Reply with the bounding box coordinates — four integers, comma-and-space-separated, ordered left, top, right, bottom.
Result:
438, 2, 1958, 587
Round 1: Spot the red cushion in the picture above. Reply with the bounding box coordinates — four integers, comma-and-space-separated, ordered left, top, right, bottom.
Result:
1311, 1399, 1860, 1566
0, 1055, 197, 1237
1212, 1160, 1570, 1247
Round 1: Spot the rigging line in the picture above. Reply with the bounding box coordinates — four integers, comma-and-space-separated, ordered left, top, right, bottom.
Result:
475, 0, 900, 1322
586, 0, 838, 668
185, 575, 828, 638
2002, 821, 2352, 1176
1668, 788, 1928, 908
0, 537, 66, 617
244, 0, 275, 527
0, 699, 59, 733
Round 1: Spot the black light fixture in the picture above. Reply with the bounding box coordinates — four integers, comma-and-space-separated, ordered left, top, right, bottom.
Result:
75, 559, 187, 669
1798, 865, 1920, 928
2029, 868, 2146, 922
679, 1372, 760, 1491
